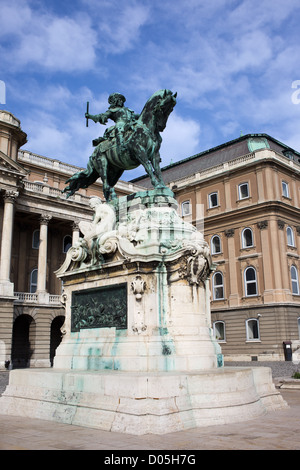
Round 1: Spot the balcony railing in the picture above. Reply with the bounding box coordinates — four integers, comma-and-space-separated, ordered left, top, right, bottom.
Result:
23, 180, 92, 205
14, 292, 62, 305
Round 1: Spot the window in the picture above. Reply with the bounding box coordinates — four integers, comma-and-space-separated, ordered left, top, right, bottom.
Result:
181, 200, 191, 216
291, 266, 299, 295
283, 150, 296, 161
282, 181, 290, 198
32, 230, 40, 249
213, 321, 226, 341
287, 226, 295, 247
212, 272, 224, 300
30, 269, 38, 293
242, 228, 254, 248
246, 318, 260, 340
238, 182, 249, 199
63, 235, 72, 253
208, 192, 218, 208
211, 235, 221, 254
244, 267, 258, 297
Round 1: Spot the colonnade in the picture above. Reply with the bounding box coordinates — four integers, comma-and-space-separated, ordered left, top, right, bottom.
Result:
0, 189, 79, 298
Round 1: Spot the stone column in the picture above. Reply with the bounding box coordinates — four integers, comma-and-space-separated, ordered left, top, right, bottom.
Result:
225, 229, 239, 307
257, 220, 273, 302
277, 220, 292, 302
0, 190, 18, 296
37, 214, 52, 296
224, 176, 232, 211
256, 168, 265, 203
266, 218, 284, 302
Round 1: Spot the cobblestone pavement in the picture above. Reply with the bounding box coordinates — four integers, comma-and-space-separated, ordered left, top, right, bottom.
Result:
0, 389, 298, 450
225, 360, 300, 378
0, 364, 299, 450
0, 371, 9, 396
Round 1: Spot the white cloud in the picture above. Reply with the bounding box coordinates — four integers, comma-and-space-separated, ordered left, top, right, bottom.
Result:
4, 0, 300, 171
0, 0, 151, 73
97, 2, 150, 54
19, 17, 97, 71
159, 112, 201, 165
0, 0, 97, 72
19, 84, 115, 166
0, 0, 32, 36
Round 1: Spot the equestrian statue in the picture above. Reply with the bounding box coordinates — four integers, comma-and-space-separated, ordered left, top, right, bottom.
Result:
63, 89, 177, 201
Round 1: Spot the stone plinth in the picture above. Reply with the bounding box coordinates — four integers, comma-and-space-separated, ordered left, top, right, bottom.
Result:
0, 189, 288, 433
0, 366, 287, 435
52, 189, 221, 373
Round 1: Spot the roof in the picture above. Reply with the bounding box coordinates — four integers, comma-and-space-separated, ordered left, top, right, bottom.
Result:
131, 133, 300, 188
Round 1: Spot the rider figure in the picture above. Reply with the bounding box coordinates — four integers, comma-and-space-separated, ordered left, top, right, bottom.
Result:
85, 93, 139, 150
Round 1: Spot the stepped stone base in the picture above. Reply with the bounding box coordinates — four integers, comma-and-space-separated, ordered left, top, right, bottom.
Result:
0, 366, 288, 435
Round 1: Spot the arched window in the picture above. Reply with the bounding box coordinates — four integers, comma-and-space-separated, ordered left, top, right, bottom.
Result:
287, 226, 295, 247
242, 228, 253, 248
246, 318, 260, 340
30, 269, 38, 293
32, 230, 40, 249
244, 266, 258, 297
212, 272, 224, 300
211, 235, 221, 254
291, 265, 300, 295
213, 321, 226, 341
63, 235, 72, 253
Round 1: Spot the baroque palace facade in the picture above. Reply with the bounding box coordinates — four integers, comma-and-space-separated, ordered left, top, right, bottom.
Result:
0, 109, 300, 368
0, 110, 143, 370
134, 133, 300, 362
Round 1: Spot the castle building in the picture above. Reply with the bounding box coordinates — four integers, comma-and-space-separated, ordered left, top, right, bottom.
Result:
1, 110, 300, 368
0, 110, 143, 369
133, 134, 300, 361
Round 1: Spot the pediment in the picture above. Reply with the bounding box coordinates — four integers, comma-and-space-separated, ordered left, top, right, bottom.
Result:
0, 150, 28, 177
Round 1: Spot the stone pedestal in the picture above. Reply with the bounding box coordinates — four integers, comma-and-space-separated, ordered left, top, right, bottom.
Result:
0, 189, 288, 433
0, 366, 286, 435
53, 188, 221, 373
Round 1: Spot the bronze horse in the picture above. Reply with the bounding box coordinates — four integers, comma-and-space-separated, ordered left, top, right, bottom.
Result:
63, 89, 177, 201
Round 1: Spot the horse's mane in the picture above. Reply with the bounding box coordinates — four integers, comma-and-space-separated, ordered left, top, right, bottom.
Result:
139, 89, 172, 125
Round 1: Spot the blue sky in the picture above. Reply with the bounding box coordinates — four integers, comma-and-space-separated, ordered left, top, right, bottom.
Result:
1, 0, 300, 180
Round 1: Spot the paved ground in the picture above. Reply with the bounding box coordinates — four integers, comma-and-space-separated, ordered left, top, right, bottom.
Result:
0, 363, 299, 451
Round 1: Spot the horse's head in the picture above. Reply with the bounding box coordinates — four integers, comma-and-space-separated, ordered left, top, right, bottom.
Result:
140, 89, 177, 132
153, 89, 177, 132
